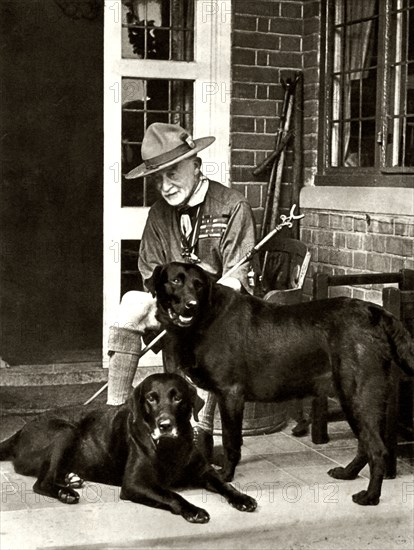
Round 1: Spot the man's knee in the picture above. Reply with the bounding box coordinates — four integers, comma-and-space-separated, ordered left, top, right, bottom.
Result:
115, 291, 160, 332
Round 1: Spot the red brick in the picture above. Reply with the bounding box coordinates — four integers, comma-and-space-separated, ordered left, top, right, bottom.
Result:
270, 18, 302, 35
264, 117, 279, 134
233, 31, 279, 51
330, 286, 352, 298
303, 17, 320, 35
257, 17, 270, 33
257, 51, 269, 66
304, 83, 319, 100
334, 232, 346, 248
351, 288, 366, 301
367, 253, 391, 272
329, 214, 343, 230
232, 116, 255, 133
303, 1, 320, 19
303, 66, 319, 84
353, 251, 367, 270
314, 230, 334, 246
232, 150, 255, 166
232, 132, 275, 150
390, 257, 405, 272
256, 85, 268, 99
304, 116, 319, 135
303, 32, 319, 52
281, 2, 302, 19
364, 290, 382, 305
343, 216, 354, 231
246, 184, 262, 207
232, 83, 256, 99
233, 48, 256, 65
269, 85, 286, 100
232, 99, 276, 117
234, 1, 279, 17
346, 234, 361, 250
354, 218, 367, 232
269, 51, 302, 68
255, 118, 265, 133
233, 65, 280, 84
232, 166, 257, 182
316, 213, 330, 228
369, 219, 393, 235
329, 249, 353, 267
234, 15, 256, 32
280, 35, 301, 51
385, 236, 414, 257
394, 221, 414, 237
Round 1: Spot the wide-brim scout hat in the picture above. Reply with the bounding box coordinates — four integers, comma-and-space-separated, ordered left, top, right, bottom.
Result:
125, 122, 215, 179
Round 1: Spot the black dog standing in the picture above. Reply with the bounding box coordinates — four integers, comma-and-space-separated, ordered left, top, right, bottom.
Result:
0, 373, 257, 523
150, 262, 414, 506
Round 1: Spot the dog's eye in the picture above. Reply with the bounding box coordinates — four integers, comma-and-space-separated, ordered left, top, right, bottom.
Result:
146, 394, 157, 404
172, 394, 182, 403
171, 277, 182, 285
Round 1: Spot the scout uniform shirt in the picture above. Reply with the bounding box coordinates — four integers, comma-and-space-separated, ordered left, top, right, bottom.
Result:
138, 178, 256, 292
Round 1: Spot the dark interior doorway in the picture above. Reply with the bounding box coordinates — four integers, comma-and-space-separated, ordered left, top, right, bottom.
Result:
0, 0, 103, 365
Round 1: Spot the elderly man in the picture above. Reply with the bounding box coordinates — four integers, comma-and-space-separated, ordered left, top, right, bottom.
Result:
107, 122, 256, 459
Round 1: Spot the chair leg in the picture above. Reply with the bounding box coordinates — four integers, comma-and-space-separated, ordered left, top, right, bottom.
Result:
311, 396, 329, 444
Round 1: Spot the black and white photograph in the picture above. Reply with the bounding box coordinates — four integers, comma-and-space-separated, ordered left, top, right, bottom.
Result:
1, 1, 413, 548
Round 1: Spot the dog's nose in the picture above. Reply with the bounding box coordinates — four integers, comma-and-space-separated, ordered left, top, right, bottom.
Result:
185, 300, 197, 310
158, 418, 173, 433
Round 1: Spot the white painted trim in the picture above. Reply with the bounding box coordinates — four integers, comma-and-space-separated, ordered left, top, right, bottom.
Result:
103, 1, 232, 366
300, 186, 414, 216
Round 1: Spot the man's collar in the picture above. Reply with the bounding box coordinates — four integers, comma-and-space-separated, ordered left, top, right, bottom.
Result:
185, 174, 209, 208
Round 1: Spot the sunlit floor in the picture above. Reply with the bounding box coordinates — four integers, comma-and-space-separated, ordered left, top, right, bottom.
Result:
1, 414, 413, 550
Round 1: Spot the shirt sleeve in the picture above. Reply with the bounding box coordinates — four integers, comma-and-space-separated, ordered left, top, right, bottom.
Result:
220, 200, 256, 292
138, 210, 166, 289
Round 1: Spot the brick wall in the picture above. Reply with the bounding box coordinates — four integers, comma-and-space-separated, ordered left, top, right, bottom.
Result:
230, 0, 413, 303
231, 0, 304, 233
301, 210, 414, 303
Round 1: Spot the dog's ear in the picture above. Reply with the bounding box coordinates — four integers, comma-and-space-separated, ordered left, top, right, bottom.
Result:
129, 379, 146, 425
146, 265, 164, 297
187, 382, 204, 423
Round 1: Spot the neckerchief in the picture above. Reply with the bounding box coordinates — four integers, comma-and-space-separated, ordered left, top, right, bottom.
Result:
177, 175, 209, 263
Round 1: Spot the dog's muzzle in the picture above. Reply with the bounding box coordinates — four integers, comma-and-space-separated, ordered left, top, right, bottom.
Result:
151, 416, 178, 441
167, 300, 198, 327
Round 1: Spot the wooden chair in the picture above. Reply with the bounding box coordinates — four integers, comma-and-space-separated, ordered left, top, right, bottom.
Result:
258, 236, 311, 304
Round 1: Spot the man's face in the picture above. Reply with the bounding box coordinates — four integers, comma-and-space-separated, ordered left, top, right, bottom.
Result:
151, 157, 199, 207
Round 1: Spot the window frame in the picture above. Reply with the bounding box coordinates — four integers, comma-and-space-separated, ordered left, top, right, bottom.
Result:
317, 0, 414, 188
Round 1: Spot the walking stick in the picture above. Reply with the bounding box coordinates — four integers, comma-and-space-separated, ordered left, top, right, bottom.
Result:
84, 205, 304, 405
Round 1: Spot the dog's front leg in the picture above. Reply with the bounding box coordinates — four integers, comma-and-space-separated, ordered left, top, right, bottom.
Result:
122, 459, 210, 523
217, 387, 245, 482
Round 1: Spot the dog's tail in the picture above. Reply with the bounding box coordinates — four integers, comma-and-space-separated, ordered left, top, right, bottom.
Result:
376, 306, 414, 376
0, 431, 20, 460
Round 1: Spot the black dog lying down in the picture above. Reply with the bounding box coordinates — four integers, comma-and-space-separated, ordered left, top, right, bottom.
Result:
150, 262, 414, 506
0, 373, 256, 523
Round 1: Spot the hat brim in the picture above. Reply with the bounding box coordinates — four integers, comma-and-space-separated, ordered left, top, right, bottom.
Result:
125, 136, 215, 179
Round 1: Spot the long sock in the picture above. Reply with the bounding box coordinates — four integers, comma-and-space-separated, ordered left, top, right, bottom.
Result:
107, 326, 142, 405
196, 390, 217, 434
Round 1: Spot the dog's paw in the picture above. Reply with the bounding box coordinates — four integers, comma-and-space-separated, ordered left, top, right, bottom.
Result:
57, 487, 80, 504
64, 472, 84, 488
328, 466, 358, 480
352, 490, 380, 506
229, 493, 257, 512
181, 505, 210, 524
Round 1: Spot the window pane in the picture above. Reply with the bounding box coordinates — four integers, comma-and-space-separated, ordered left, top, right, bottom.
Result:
387, 2, 414, 166
122, 0, 194, 61
329, 0, 379, 168
121, 78, 193, 206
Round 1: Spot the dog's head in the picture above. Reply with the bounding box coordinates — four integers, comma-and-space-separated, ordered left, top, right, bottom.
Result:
130, 373, 202, 442
147, 262, 212, 329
